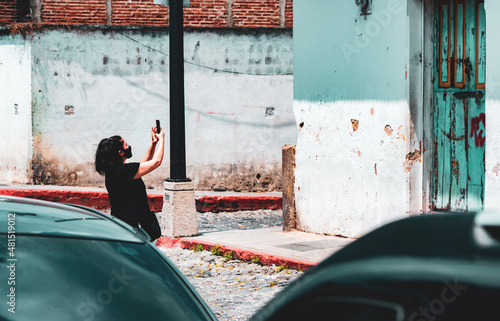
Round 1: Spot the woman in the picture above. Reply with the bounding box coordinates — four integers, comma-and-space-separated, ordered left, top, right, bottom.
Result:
95, 126, 164, 240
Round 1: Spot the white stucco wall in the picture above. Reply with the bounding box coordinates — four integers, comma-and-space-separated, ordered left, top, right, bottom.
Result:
294, 100, 410, 237
484, 0, 500, 210
485, 98, 500, 210
25, 28, 294, 190
0, 35, 32, 183
293, 0, 411, 237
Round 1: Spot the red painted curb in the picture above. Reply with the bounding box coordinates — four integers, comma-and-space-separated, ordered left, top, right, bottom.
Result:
0, 189, 282, 213
156, 236, 317, 271
0, 189, 114, 211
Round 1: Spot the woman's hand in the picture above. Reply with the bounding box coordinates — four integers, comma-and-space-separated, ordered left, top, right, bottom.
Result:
151, 127, 159, 145
157, 127, 165, 140
134, 127, 165, 179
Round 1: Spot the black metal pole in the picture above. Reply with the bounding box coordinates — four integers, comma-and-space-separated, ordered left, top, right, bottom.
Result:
169, 0, 188, 180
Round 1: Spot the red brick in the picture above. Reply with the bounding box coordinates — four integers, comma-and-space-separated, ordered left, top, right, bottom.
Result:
42, 0, 107, 24
3, 0, 293, 28
0, 0, 18, 25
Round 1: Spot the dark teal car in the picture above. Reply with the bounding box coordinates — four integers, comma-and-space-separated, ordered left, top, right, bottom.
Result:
0, 196, 217, 321
250, 211, 500, 321
3, 195, 500, 321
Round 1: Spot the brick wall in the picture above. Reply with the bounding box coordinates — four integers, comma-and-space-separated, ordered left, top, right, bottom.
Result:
112, 0, 169, 26
232, 0, 280, 28
0, 1, 18, 24
1, 0, 292, 28
42, 0, 107, 25
184, 0, 228, 27
285, 0, 292, 28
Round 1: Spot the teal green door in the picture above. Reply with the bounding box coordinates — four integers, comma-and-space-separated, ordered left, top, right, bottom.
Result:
433, 0, 486, 211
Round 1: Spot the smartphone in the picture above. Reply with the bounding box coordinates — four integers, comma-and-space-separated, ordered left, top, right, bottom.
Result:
156, 120, 161, 134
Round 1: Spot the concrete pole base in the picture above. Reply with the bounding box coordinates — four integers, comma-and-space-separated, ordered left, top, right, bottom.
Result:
159, 180, 198, 238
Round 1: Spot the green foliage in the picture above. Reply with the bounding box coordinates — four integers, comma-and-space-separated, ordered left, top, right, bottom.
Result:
251, 255, 260, 264
275, 264, 289, 273
223, 250, 234, 260
191, 244, 204, 252
210, 245, 221, 256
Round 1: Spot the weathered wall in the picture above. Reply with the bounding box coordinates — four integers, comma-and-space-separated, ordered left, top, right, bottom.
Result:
0, 35, 32, 183
484, 0, 500, 210
1, 0, 295, 191
293, 0, 412, 237
27, 28, 294, 190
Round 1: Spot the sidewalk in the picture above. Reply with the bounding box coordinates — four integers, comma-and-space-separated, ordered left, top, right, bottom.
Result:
0, 183, 282, 213
157, 227, 354, 271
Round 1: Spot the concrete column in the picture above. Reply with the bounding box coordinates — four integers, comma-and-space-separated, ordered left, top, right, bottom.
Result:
106, 0, 113, 25
282, 145, 296, 231
160, 180, 198, 237
227, 0, 234, 27
32, 0, 42, 23
279, 0, 287, 28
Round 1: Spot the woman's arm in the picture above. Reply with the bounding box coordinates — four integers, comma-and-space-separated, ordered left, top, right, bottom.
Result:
133, 127, 165, 179
140, 127, 159, 162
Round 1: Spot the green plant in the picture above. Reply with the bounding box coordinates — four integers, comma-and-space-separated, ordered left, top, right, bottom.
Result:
275, 264, 289, 273
223, 250, 234, 260
191, 244, 204, 252
210, 245, 221, 256
251, 255, 260, 264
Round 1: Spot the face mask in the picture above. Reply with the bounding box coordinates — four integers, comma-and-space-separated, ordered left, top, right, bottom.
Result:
122, 146, 132, 159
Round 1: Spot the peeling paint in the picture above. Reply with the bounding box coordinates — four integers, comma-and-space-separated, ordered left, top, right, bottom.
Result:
384, 125, 393, 136
451, 159, 460, 184
405, 147, 422, 173
406, 149, 421, 163
351, 119, 359, 131
493, 163, 500, 177
64, 105, 74, 116
397, 125, 405, 141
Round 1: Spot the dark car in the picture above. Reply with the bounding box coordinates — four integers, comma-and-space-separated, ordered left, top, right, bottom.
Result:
250, 211, 500, 321
0, 196, 217, 321
3, 195, 500, 321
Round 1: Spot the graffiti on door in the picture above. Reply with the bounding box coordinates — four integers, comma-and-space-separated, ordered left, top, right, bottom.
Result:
470, 112, 485, 148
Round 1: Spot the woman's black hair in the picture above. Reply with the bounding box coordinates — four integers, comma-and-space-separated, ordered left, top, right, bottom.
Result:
95, 135, 123, 175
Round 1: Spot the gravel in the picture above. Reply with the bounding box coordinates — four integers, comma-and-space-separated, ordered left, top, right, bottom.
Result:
159, 209, 302, 320
159, 246, 302, 320
197, 210, 283, 233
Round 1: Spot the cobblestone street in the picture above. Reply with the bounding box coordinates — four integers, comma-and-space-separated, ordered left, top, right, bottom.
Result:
197, 210, 284, 233
159, 210, 303, 320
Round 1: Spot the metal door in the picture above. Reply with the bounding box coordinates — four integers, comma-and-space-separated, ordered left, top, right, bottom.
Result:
433, 0, 486, 211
